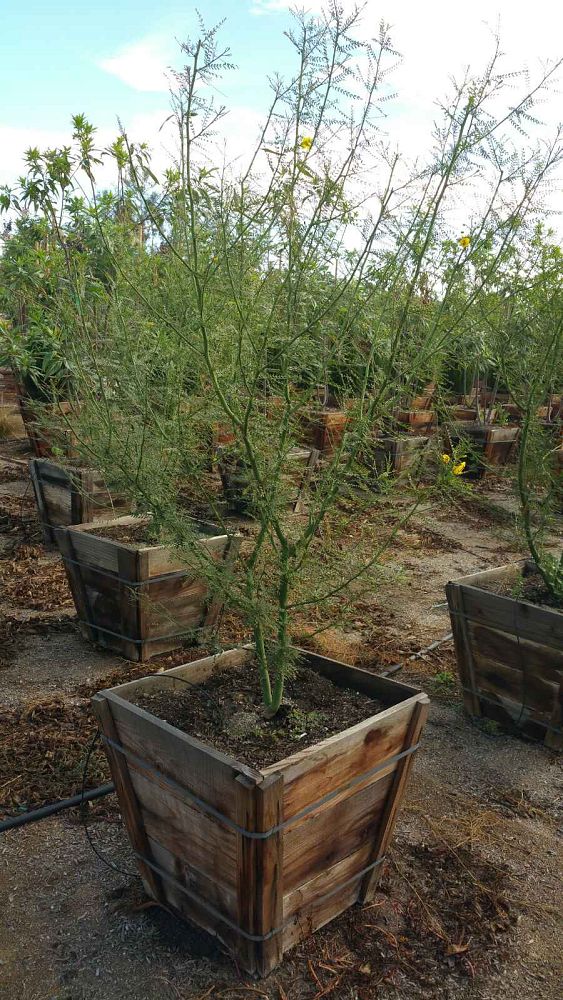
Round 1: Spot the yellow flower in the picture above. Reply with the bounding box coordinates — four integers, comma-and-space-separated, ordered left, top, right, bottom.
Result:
453, 461, 466, 475
441, 453, 451, 464
300, 136, 313, 150
458, 235, 471, 249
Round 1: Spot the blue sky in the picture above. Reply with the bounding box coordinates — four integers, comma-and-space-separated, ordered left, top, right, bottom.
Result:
0, 1, 293, 131
1, 0, 561, 201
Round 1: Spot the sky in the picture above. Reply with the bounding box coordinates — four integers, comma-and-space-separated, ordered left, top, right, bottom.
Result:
0, 0, 562, 209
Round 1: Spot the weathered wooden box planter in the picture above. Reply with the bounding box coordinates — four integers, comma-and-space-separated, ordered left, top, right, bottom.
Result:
446, 561, 562, 748
217, 446, 318, 514
0, 402, 26, 437
300, 408, 348, 456
451, 422, 519, 477
93, 647, 428, 975
0, 367, 19, 406
18, 396, 75, 458
57, 515, 241, 660
394, 409, 436, 436
372, 435, 429, 474
449, 404, 480, 423
29, 458, 132, 545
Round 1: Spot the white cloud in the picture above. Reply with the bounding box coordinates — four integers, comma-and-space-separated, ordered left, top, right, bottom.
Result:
0, 125, 70, 190
98, 36, 172, 92
248, 0, 562, 166
249, 0, 301, 13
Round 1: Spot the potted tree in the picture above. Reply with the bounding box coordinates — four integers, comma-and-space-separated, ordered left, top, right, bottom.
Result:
11, 7, 561, 972
0, 216, 77, 456
446, 228, 563, 745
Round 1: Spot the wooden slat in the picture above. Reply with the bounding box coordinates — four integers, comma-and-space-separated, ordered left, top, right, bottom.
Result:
147, 835, 237, 918
281, 858, 364, 954
71, 468, 95, 524
136, 548, 150, 662
283, 842, 371, 924
359, 697, 428, 902
92, 695, 166, 904
110, 647, 252, 699
545, 684, 563, 750
235, 775, 259, 973
446, 581, 481, 718
29, 458, 54, 545
254, 774, 284, 976
296, 648, 422, 703
68, 529, 121, 574
451, 579, 563, 646
117, 546, 141, 661
146, 534, 230, 577
449, 561, 527, 589
202, 534, 242, 630
128, 768, 238, 891
282, 772, 393, 891
470, 622, 562, 690
56, 526, 98, 642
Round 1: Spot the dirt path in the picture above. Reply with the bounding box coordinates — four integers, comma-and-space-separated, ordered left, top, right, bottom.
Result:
0, 443, 561, 1000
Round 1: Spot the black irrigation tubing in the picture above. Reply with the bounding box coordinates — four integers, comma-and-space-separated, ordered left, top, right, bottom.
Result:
0, 784, 115, 834
0, 631, 452, 837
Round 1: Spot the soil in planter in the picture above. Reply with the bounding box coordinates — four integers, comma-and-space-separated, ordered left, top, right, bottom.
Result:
477, 570, 562, 612
132, 661, 383, 768
90, 509, 221, 547
89, 522, 155, 545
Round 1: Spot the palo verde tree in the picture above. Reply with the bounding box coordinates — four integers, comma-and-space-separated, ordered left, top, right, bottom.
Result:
7, 4, 562, 712
478, 226, 562, 599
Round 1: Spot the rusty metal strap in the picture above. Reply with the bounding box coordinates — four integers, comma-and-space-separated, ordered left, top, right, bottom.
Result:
101, 734, 421, 840
133, 850, 387, 942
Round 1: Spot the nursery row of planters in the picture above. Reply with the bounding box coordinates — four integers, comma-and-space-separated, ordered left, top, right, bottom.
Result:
12, 423, 560, 979
5, 387, 560, 979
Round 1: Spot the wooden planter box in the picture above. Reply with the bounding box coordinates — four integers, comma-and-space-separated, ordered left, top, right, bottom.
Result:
410, 383, 436, 410
451, 422, 519, 477
93, 647, 428, 975
217, 447, 318, 514
504, 402, 522, 424
0, 403, 26, 437
18, 396, 74, 458
0, 367, 19, 406
300, 409, 348, 456
449, 405, 478, 423
372, 435, 429, 474
29, 458, 132, 546
57, 515, 241, 660
446, 562, 562, 748
394, 409, 436, 436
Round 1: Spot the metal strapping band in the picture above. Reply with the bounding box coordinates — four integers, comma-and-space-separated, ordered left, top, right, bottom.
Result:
102, 734, 421, 840
76, 620, 206, 645
134, 851, 387, 942
460, 685, 563, 736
